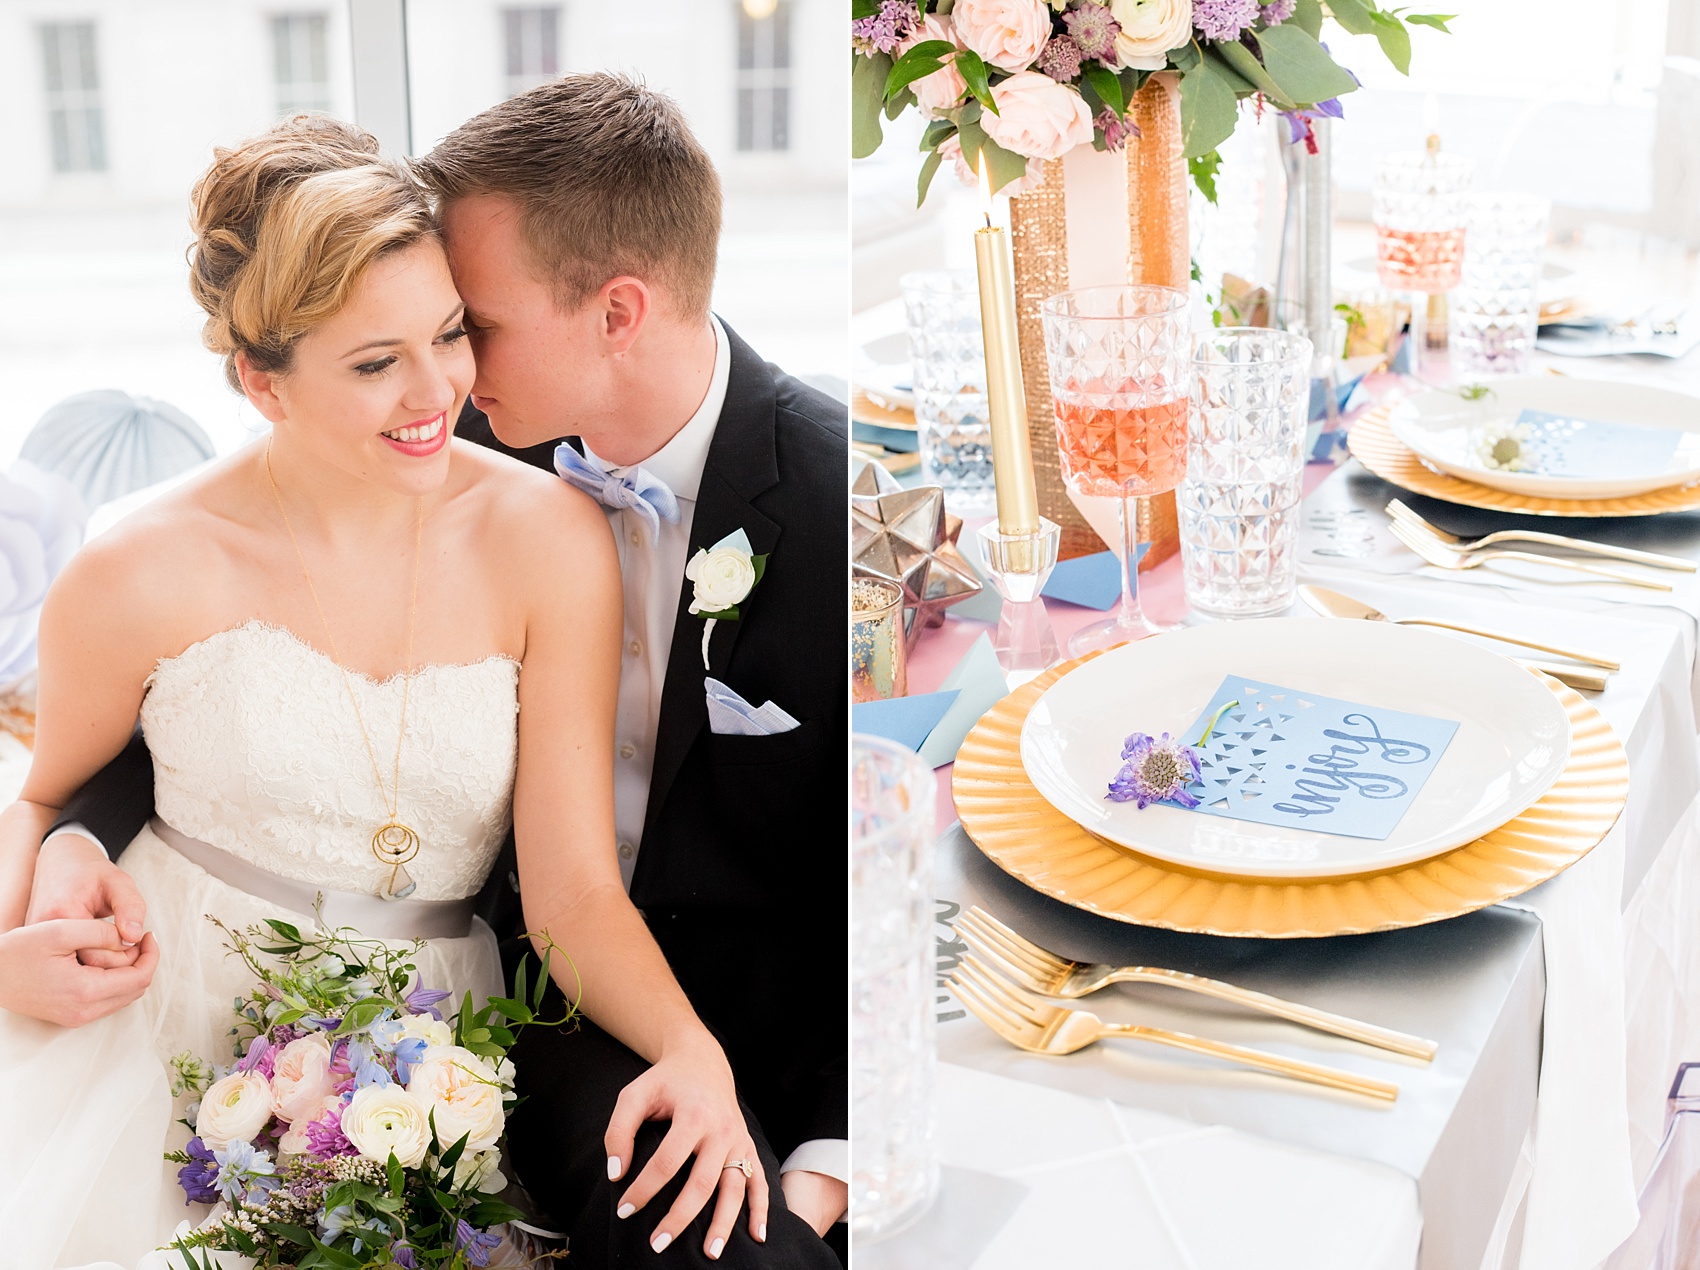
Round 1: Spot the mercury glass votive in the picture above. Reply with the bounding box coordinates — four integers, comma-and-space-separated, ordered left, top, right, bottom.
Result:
852, 578, 908, 703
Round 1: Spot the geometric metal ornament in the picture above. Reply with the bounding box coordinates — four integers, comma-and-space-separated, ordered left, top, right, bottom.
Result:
851, 484, 982, 648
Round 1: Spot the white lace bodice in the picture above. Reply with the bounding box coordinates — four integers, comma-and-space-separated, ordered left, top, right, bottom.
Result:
140, 622, 520, 901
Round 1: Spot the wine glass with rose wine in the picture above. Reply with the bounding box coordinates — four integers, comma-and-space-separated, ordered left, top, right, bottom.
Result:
1372, 151, 1473, 379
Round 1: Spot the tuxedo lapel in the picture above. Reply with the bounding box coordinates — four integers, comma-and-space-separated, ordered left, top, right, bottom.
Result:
640, 324, 782, 845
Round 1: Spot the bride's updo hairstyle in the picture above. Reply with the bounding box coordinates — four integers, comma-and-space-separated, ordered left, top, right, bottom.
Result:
189, 115, 438, 392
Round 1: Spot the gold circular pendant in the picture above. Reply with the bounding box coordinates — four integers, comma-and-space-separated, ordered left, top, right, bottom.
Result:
371, 821, 421, 866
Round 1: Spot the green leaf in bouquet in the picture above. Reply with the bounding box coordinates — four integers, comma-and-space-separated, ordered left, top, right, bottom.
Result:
263, 919, 303, 944
1257, 24, 1362, 102
465, 1038, 506, 1058
485, 1023, 516, 1047
512, 956, 529, 1016
298, 1236, 363, 1270
1213, 37, 1293, 108
1118, 66, 1151, 102
1406, 12, 1455, 31
439, 1128, 472, 1173
1189, 150, 1223, 204
852, 52, 893, 158
954, 48, 997, 114
1179, 58, 1242, 158
468, 1198, 529, 1227
885, 85, 916, 119
334, 998, 387, 1035
884, 39, 955, 98
1202, 46, 1258, 94
1288, 0, 1325, 38
1366, 9, 1411, 74
388, 1153, 406, 1197
1323, 0, 1379, 35
257, 945, 300, 956
1082, 64, 1124, 119
917, 146, 945, 207
919, 117, 956, 150
487, 995, 532, 1024
272, 1007, 308, 1027
955, 116, 1029, 194
264, 1221, 318, 1247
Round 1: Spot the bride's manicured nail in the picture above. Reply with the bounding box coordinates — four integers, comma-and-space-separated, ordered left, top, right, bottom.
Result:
607, 1155, 622, 1180
617, 1203, 635, 1220
651, 1231, 672, 1254
709, 1237, 725, 1260
121, 921, 142, 941
757, 1223, 767, 1242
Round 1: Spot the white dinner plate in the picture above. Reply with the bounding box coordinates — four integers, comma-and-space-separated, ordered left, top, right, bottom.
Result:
1387, 376, 1700, 499
1019, 620, 1572, 879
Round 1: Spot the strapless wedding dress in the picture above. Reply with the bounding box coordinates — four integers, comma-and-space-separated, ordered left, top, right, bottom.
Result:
0, 622, 521, 1269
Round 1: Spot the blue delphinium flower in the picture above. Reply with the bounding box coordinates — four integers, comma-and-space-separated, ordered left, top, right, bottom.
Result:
177, 1135, 220, 1205
213, 1139, 278, 1205
393, 1035, 429, 1086
1107, 732, 1203, 809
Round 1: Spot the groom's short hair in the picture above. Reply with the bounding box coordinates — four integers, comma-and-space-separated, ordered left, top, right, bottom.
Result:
414, 73, 720, 318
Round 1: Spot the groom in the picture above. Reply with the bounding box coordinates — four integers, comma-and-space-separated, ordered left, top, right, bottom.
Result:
26, 75, 846, 1266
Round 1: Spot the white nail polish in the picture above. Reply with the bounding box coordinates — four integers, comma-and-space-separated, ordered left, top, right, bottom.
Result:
617, 1203, 635, 1220
757, 1224, 767, 1242
607, 1156, 622, 1181
709, 1237, 725, 1260
652, 1231, 673, 1254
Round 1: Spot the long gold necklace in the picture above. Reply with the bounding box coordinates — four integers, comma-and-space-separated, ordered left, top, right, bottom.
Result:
264, 441, 426, 901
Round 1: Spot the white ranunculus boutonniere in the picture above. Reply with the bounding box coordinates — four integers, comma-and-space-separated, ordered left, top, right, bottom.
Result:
686, 528, 768, 670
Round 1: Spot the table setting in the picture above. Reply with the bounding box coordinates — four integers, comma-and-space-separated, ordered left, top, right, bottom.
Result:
850, 4, 1700, 1267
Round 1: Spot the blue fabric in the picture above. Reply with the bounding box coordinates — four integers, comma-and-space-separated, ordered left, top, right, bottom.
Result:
553, 443, 680, 546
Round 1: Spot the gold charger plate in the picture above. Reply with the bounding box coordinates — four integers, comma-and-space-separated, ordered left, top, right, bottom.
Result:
952, 651, 1628, 938
1347, 406, 1700, 518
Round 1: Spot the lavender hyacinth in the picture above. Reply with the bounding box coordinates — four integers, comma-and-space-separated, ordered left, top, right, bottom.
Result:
1106, 732, 1203, 809
852, 0, 919, 55
1062, 2, 1121, 61
1037, 35, 1084, 81
1192, 0, 1260, 41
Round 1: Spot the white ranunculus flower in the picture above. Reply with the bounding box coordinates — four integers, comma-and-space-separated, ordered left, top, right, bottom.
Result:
408, 1045, 506, 1153
395, 1012, 455, 1050
341, 1084, 432, 1168
1110, 0, 1192, 69
686, 546, 757, 616
195, 1071, 274, 1151
269, 1033, 338, 1124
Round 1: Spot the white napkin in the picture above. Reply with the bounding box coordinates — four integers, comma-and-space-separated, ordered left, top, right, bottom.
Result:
704, 677, 800, 736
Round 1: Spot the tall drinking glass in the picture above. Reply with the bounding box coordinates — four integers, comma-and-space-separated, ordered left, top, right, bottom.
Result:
1039, 285, 1192, 653
1372, 152, 1473, 378
1179, 329, 1313, 617
1453, 193, 1551, 379
851, 735, 938, 1242
901, 270, 995, 516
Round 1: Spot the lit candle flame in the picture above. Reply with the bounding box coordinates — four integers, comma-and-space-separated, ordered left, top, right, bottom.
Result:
1423, 92, 1441, 150
977, 153, 993, 229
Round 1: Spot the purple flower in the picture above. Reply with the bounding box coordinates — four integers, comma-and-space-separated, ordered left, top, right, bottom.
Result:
303, 1100, 357, 1158
1063, 2, 1121, 61
852, 0, 919, 56
404, 980, 453, 1021
1279, 97, 1344, 151
392, 1242, 418, 1270
393, 1035, 429, 1086
213, 1139, 278, 1205
453, 1220, 504, 1267
1260, 0, 1297, 23
1193, 0, 1261, 42
1037, 35, 1084, 82
177, 1136, 220, 1205
1095, 106, 1139, 152
235, 1035, 274, 1080
1107, 732, 1202, 809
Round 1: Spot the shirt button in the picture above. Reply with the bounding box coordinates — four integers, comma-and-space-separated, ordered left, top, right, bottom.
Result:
617, 842, 634, 860
628, 639, 642, 657
630, 530, 642, 546
619, 742, 636, 759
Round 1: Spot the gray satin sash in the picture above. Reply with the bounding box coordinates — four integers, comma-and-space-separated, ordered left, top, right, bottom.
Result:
151, 818, 476, 941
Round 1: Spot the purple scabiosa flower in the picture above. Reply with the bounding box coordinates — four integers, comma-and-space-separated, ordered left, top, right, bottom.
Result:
303, 1100, 358, 1158
1063, 2, 1121, 62
1260, 0, 1296, 23
1192, 0, 1260, 42
1094, 106, 1139, 152
852, 0, 919, 56
177, 1136, 220, 1205
453, 1220, 504, 1267
1037, 35, 1084, 82
404, 980, 453, 1021
1107, 732, 1203, 809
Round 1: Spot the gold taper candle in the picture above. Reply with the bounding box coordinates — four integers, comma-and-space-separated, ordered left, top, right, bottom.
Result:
974, 161, 1040, 538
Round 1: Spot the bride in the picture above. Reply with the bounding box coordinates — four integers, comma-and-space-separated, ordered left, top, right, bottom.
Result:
0, 117, 759, 1268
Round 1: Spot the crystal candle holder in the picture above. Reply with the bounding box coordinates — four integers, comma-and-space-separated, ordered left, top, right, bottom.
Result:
852, 578, 907, 703
977, 518, 1061, 681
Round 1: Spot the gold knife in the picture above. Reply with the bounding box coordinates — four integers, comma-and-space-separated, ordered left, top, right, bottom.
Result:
1298, 585, 1617, 691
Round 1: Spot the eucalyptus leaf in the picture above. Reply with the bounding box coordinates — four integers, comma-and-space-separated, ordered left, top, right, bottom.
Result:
885, 85, 916, 120
1179, 60, 1243, 158
852, 52, 892, 158
1288, 0, 1325, 38
1368, 10, 1412, 73
1256, 24, 1361, 103
1202, 46, 1258, 94
1214, 38, 1292, 108
1323, 0, 1378, 35
1406, 12, 1454, 30
917, 147, 945, 207
1168, 40, 1202, 73
919, 117, 956, 150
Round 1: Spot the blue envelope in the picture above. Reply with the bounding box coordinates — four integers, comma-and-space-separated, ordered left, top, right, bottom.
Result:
852, 690, 961, 753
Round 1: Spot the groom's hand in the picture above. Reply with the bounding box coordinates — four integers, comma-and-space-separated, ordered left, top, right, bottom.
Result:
27, 833, 147, 968
0, 919, 159, 1025
605, 1037, 770, 1260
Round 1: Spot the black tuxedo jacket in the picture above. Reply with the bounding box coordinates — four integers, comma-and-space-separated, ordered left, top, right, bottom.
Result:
55, 321, 848, 1159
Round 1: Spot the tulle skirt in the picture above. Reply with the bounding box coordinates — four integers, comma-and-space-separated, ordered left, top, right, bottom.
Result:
0, 824, 503, 1270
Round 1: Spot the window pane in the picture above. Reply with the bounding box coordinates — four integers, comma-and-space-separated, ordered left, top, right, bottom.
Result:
771, 4, 790, 70
770, 85, 789, 150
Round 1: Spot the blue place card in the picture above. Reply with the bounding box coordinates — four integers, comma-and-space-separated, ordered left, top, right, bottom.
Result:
852, 689, 961, 753
1509, 409, 1689, 479
1179, 675, 1459, 840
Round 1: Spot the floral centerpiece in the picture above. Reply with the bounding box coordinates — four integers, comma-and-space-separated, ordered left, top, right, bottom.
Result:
163, 915, 572, 1269
851, 0, 1453, 201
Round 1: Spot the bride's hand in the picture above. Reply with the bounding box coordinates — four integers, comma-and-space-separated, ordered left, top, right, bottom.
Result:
27, 833, 148, 968
0, 919, 159, 1026
604, 1036, 769, 1260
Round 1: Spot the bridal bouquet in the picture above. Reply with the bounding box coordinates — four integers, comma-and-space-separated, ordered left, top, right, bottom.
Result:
851, 0, 1453, 201
163, 916, 571, 1269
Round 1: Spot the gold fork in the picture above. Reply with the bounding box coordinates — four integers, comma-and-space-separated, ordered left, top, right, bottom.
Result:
1388, 499, 1697, 573
948, 956, 1399, 1102
957, 907, 1437, 1061
1389, 519, 1674, 592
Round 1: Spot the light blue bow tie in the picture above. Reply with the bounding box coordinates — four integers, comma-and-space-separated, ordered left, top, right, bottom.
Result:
553, 443, 680, 546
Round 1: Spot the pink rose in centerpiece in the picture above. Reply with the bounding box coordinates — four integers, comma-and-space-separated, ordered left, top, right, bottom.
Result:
901, 15, 968, 115
269, 1032, 340, 1124
952, 0, 1053, 72
980, 72, 1096, 162
938, 135, 1046, 197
